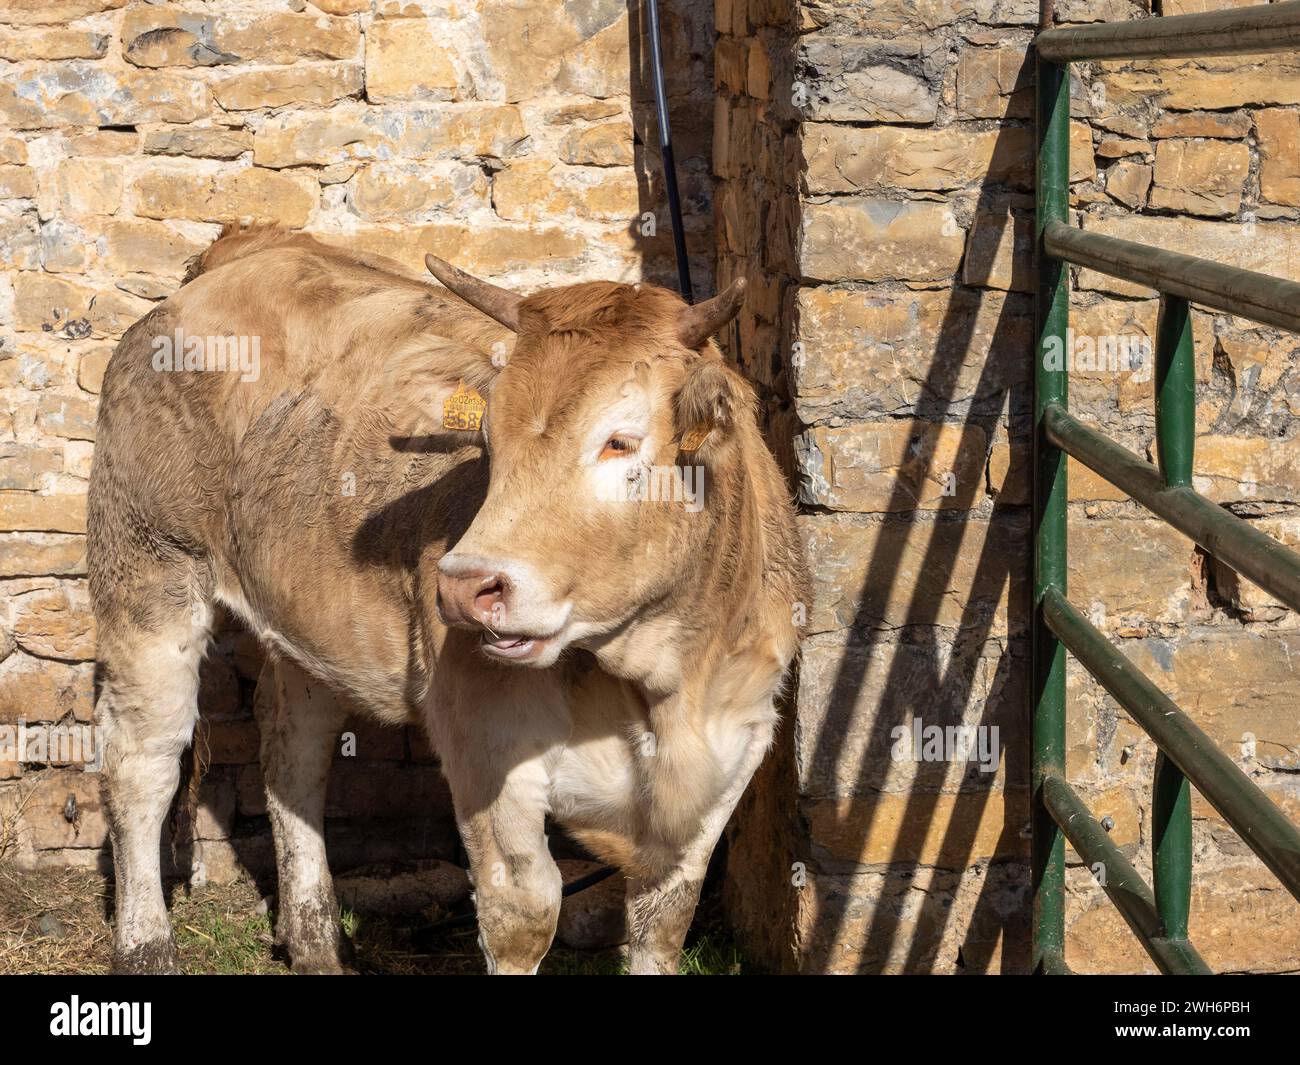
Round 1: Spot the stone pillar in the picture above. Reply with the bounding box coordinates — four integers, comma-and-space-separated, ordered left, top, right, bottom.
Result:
716, 0, 1300, 973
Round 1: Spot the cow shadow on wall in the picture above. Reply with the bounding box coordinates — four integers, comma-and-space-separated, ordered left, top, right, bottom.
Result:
796, 70, 1039, 973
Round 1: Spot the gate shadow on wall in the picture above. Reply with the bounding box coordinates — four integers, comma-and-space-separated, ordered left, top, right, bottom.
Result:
803, 75, 1037, 974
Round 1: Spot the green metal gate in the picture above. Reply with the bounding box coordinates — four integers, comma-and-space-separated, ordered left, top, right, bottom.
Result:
1033, 1, 1300, 974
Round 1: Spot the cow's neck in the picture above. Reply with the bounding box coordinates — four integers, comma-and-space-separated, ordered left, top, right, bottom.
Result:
590, 432, 791, 854
595, 431, 773, 710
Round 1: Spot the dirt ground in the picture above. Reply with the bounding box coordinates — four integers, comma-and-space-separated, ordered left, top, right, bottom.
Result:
0, 863, 744, 975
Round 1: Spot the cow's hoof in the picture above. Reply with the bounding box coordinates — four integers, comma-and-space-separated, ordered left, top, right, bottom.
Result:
112, 939, 182, 975
289, 945, 353, 975
290, 955, 345, 975
289, 931, 355, 975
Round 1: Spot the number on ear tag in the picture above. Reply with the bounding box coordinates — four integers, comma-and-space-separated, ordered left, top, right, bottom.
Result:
443, 381, 485, 431
679, 424, 711, 454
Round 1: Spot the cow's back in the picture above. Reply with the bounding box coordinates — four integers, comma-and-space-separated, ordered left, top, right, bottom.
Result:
89, 230, 504, 718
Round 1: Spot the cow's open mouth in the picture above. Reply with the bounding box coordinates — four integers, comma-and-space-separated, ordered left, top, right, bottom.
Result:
480, 632, 550, 661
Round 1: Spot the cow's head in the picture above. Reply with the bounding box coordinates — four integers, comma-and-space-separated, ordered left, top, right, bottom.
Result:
428, 255, 749, 669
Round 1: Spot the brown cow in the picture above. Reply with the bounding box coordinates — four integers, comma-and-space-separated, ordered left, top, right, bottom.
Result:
88, 226, 807, 975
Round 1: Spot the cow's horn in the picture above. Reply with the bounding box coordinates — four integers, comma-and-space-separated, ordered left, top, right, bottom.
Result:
677, 277, 747, 350
425, 255, 522, 332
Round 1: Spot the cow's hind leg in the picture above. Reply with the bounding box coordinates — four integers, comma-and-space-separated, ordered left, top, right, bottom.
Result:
98, 582, 212, 974
254, 656, 351, 974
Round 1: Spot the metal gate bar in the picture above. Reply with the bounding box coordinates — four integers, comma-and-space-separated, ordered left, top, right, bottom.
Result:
1033, 1, 1300, 975
1043, 405, 1300, 610
1043, 589, 1300, 896
1043, 223, 1300, 333
1041, 773, 1211, 975
1037, 0, 1300, 60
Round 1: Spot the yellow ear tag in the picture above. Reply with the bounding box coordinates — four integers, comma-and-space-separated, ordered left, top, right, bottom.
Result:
443, 381, 485, 431
678, 424, 711, 454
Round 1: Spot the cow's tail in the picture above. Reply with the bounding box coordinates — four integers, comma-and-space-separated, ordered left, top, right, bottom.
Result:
168, 715, 210, 868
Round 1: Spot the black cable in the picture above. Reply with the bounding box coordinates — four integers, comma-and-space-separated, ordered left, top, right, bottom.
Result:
645, 0, 694, 303
421, 865, 621, 935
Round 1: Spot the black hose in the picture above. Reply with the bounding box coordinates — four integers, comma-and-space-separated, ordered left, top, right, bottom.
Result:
645, 0, 694, 303
421, 865, 621, 935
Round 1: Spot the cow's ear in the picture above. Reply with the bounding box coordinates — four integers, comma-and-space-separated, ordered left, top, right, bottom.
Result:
672, 358, 748, 460
383, 337, 502, 443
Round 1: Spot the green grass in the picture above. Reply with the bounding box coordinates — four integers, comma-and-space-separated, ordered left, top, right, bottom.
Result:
173, 892, 282, 975
337, 900, 746, 975
1, 864, 748, 975
679, 934, 744, 975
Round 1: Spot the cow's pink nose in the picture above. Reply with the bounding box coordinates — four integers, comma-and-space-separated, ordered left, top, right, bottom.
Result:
437, 568, 509, 630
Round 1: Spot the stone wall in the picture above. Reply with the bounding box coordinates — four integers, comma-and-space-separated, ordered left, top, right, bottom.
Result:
0, 0, 716, 882
2, 0, 1298, 975
717, 0, 1300, 973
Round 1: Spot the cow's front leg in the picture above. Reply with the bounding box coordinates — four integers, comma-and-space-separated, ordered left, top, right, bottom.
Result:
254, 656, 352, 974
458, 793, 562, 974
626, 722, 773, 975
431, 648, 568, 974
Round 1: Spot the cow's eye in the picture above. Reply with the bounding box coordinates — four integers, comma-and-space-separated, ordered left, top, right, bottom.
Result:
599, 435, 641, 461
